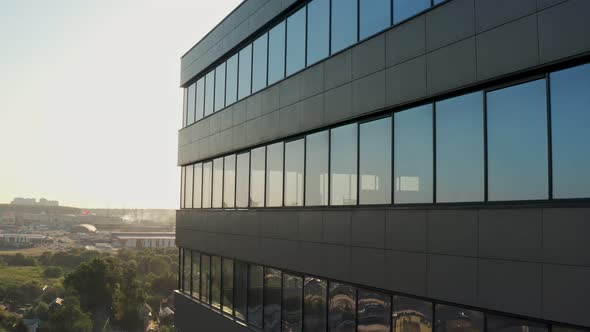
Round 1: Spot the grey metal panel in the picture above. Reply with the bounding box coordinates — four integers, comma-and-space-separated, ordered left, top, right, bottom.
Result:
478, 259, 542, 318
279, 75, 301, 108
298, 210, 323, 242
246, 92, 263, 120
175, 292, 251, 332
384, 250, 428, 297
478, 209, 543, 262
537, 0, 568, 10
232, 100, 247, 125
246, 117, 262, 146
351, 247, 386, 289
300, 62, 325, 100
426, 37, 477, 95
260, 110, 280, 141
538, 0, 590, 64
543, 264, 590, 327
351, 70, 387, 116
352, 34, 386, 80
261, 85, 280, 115
279, 104, 301, 137
428, 254, 477, 305
385, 15, 426, 67
543, 208, 590, 266
299, 242, 352, 281
260, 210, 280, 238
385, 209, 427, 252
322, 209, 352, 246
298, 94, 325, 131
476, 14, 540, 80
385, 56, 428, 107
324, 83, 353, 124
232, 123, 246, 150
474, 0, 537, 33
220, 105, 234, 131
351, 209, 386, 249
427, 209, 478, 257
259, 238, 300, 269
324, 49, 353, 91
426, 0, 475, 52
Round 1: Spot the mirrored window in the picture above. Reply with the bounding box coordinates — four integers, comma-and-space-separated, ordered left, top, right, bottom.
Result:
211, 256, 221, 309
212, 158, 224, 208
360, 118, 392, 204
268, 22, 286, 85
392, 295, 432, 332
358, 289, 391, 332
394, 0, 430, 24
282, 274, 303, 332
226, 54, 238, 106
306, 131, 329, 206
200, 254, 210, 303
253, 33, 269, 93
182, 88, 188, 127
192, 252, 200, 299
287, 7, 306, 76
329, 282, 356, 332
223, 155, 236, 208
331, 124, 358, 206
238, 44, 253, 100
360, 0, 391, 40
550, 63, 590, 199
222, 258, 234, 315
331, 0, 358, 54
182, 249, 191, 293
202, 161, 213, 208
307, 0, 330, 65
249, 265, 264, 328
204, 70, 215, 117
236, 152, 250, 208
234, 261, 248, 321
193, 163, 202, 209
285, 139, 304, 206
266, 142, 284, 207
436, 92, 484, 203
214, 62, 226, 112
184, 165, 193, 209
304, 277, 327, 332
196, 78, 205, 121
394, 104, 433, 204
487, 79, 548, 201
187, 83, 196, 125
435, 305, 483, 332
180, 167, 185, 209
250, 147, 266, 207
487, 315, 548, 332
264, 268, 282, 332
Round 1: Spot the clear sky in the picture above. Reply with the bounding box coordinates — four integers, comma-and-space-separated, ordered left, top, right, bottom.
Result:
0, 0, 243, 209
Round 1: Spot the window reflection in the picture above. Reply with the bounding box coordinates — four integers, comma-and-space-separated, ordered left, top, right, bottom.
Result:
282, 274, 303, 332
234, 261, 248, 321
307, 0, 330, 65
286, 7, 306, 76
306, 131, 329, 206
266, 143, 284, 207
226, 54, 238, 106
304, 277, 327, 332
329, 282, 356, 332
182, 249, 191, 293
268, 22, 286, 85
204, 71, 215, 117
250, 147, 266, 207
222, 258, 234, 315
214, 62, 226, 112
393, 295, 432, 332
202, 161, 212, 208
236, 152, 250, 208
331, 124, 358, 206
436, 92, 484, 203
193, 163, 202, 209
180, 167, 185, 209
212, 158, 224, 208
394, 0, 430, 24
253, 34, 269, 93
223, 155, 236, 208
394, 105, 433, 204
182, 88, 188, 127
200, 254, 210, 303
191, 251, 200, 298
238, 44, 253, 100
196, 78, 205, 121
358, 289, 391, 332
184, 165, 193, 209
487, 79, 548, 201
248, 265, 264, 328
285, 139, 305, 206
360, 118, 392, 204
360, 0, 391, 40
486, 315, 548, 332
331, 0, 358, 54
211, 256, 222, 309
187, 83, 196, 125
264, 268, 282, 332
550, 63, 590, 199
435, 304, 483, 332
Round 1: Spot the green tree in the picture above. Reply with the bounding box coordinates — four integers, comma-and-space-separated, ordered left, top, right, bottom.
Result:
38, 252, 53, 265
48, 298, 92, 332
64, 258, 117, 316
113, 267, 146, 331
43, 267, 63, 278
41, 284, 65, 304
34, 302, 50, 321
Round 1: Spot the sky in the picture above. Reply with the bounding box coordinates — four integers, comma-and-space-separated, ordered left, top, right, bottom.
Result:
0, 0, 243, 209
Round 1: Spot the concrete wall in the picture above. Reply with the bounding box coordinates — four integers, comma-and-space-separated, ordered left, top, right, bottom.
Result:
178, 0, 590, 166
180, 0, 300, 86
175, 292, 250, 332
177, 206, 590, 327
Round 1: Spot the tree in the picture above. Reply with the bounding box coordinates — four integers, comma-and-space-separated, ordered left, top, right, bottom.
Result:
113, 267, 146, 331
44, 267, 63, 278
48, 298, 92, 332
64, 258, 117, 315
41, 284, 65, 304
34, 302, 50, 321
38, 252, 53, 265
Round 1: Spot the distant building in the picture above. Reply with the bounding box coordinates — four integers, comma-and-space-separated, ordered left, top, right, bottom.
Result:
70, 224, 97, 234
111, 232, 175, 249
0, 234, 47, 247
10, 197, 59, 206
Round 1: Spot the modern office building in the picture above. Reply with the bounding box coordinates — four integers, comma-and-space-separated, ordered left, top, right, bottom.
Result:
175, 0, 590, 331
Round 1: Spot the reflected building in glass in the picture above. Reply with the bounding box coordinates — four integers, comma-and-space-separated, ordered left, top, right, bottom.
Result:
175, 0, 590, 331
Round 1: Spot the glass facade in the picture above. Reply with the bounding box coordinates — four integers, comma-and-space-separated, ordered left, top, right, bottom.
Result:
266, 142, 284, 207
250, 147, 266, 207
395, 104, 433, 204
359, 118, 392, 205
264, 268, 282, 332
211, 256, 221, 309
360, 0, 391, 40
307, 0, 330, 65
304, 277, 327, 332
358, 290, 391, 332
202, 161, 212, 209
196, 78, 205, 121
226, 54, 238, 106
331, 0, 358, 54
435, 304, 484, 332
268, 22, 286, 85
248, 265, 264, 328
222, 258, 234, 315
238, 44, 252, 100
284, 139, 304, 207
187, 83, 196, 125
305, 131, 329, 206
191, 252, 200, 298
252, 33, 268, 93
282, 274, 303, 332
236, 152, 250, 208
286, 7, 306, 76
193, 163, 202, 209
392, 295, 432, 332
204, 70, 215, 117
200, 254, 210, 303
184, 165, 193, 209
329, 282, 356, 332
214, 62, 226, 112
212, 158, 223, 208
234, 261, 248, 321
487, 80, 548, 201
394, 0, 430, 24
223, 155, 236, 208
330, 124, 358, 206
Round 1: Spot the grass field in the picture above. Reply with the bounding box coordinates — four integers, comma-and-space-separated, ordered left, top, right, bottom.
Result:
0, 266, 58, 289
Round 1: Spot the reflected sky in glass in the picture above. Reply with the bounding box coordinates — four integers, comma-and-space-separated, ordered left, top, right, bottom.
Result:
436, 92, 484, 203
394, 104, 433, 204
212, 157, 223, 208
225, 54, 238, 105
285, 139, 304, 206
551, 63, 590, 199
268, 22, 286, 85
307, 0, 330, 65
193, 163, 202, 209
360, 0, 391, 40
223, 155, 236, 208
184, 164, 193, 208
394, 0, 430, 24
238, 44, 252, 100
236, 152, 250, 208
331, 0, 358, 54
266, 142, 284, 207
187, 83, 195, 124
252, 34, 268, 93
250, 147, 266, 207
196, 78, 205, 121
204, 70, 215, 117
287, 7, 306, 76
360, 117, 391, 205
487, 79, 548, 201
202, 161, 212, 208
305, 131, 329, 206
214, 62, 226, 111
331, 124, 357, 206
